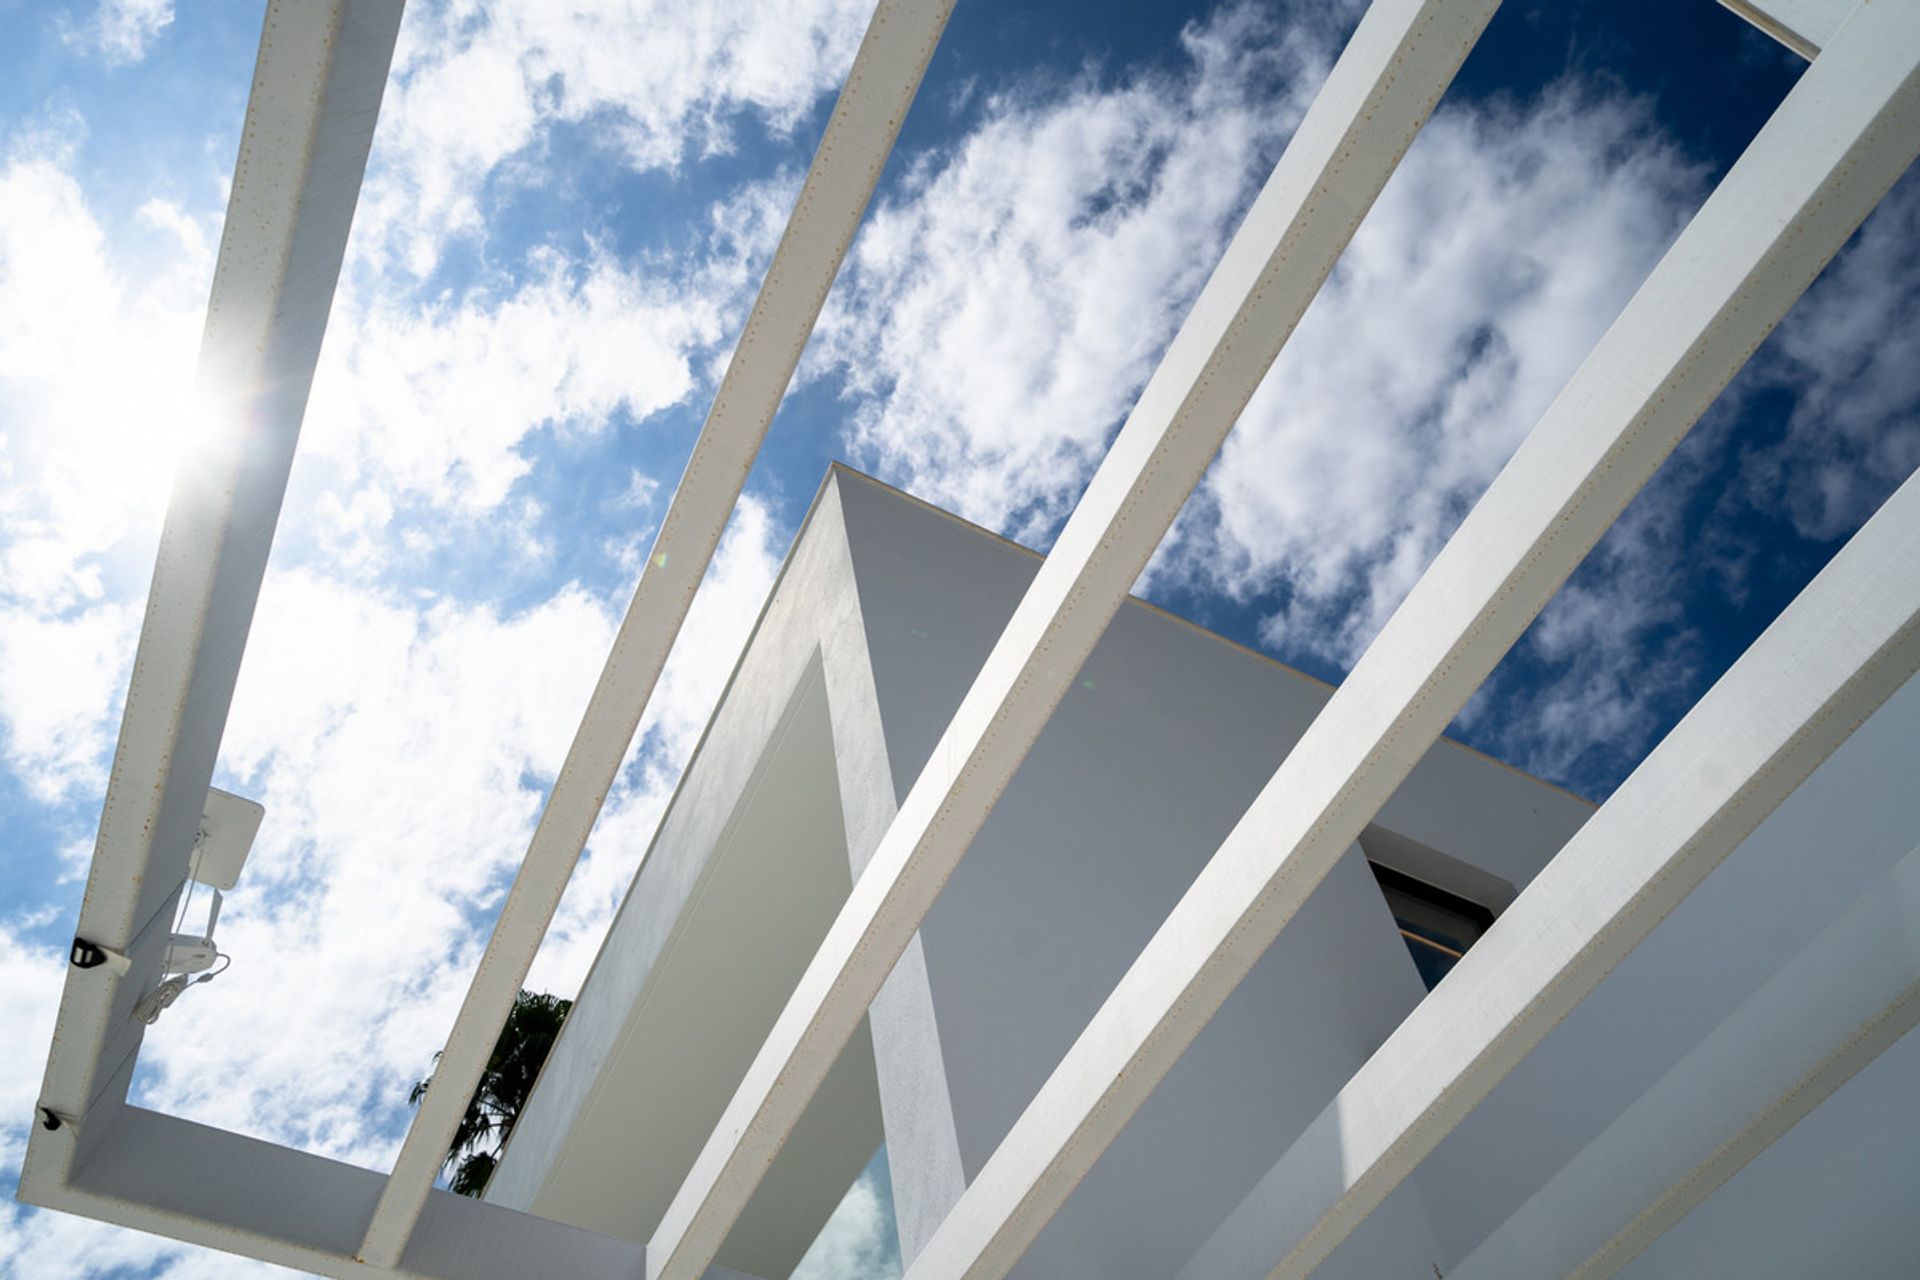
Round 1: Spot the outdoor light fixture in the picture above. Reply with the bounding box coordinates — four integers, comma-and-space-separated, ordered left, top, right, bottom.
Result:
129, 788, 263, 1026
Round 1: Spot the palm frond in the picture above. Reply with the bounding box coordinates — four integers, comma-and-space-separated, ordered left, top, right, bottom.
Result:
409, 989, 572, 1197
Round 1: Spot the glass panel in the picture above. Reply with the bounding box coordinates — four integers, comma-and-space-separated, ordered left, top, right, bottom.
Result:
1369, 862, 1494, 992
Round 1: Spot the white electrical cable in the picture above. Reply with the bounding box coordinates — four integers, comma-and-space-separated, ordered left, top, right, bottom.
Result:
132, 951, 230, 1025
140, 820, 229, 1030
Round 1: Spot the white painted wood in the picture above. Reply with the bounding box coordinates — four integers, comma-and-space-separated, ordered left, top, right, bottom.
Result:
907, 4, 1920, 1277
644, 3, 1504, 1276
21, 0, 403, 1198
1718, 0, 1855, 59
360, 0, 958, 1263
1447, 843, 1920, 1280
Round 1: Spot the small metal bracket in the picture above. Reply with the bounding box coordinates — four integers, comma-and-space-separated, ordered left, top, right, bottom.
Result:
70, 937, 133, 977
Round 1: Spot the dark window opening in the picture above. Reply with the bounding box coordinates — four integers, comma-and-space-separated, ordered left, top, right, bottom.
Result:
1369, 862, 1496, 991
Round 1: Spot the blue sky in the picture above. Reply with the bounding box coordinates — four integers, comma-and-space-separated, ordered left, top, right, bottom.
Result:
1, 0, 1916, 1276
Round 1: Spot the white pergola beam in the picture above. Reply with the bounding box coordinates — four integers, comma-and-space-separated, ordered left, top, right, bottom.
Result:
359, 0, 960, 1263
1719, 0, 1854, 59
22, 0, 403, 1195
1448, 841, 1920, 1280
1180, 461, 1920, 1280
902, 3, 1920, 1277
645, 3, 1503, 1276
33, 1106, 645, 1280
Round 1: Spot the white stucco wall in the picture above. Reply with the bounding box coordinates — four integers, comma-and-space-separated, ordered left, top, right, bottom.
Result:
495, 468, 1920, 1280
828, 471, 1590, 1277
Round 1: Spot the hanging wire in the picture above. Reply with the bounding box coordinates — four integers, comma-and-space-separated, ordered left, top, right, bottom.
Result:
171, 832, 210, 938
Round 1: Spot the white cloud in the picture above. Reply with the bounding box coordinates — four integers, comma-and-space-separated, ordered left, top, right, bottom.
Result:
63, 0, 175, 66
812, 2, 1336, 543
0, 1200, 232, 1280
301, 174, 796, 561
0, 119, 210, 801
0, 601, 139, 804
311, 249, 709, 514
1477, 169, 1920, 791
1161, 87, 1701, 664
1455, 476, 1705, 791
0, 132, 206, 603
358, 0, 868, 274
815, 4, 1704, 605
810, 4, 1735, 790
126, 488, 781, 1166
1742, 170, 1920, 543
790, 1155, 902, 1280
132, 567, 618, 1155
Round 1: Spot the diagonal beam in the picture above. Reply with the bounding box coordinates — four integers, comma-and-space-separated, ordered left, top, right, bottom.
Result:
1180, 463, 1920, 1280
903, 3, 1920, 1277
1718, 0, 1855, 59
645, 2, 1506, 1276
31, 1106, 647, 1280
358, 0, 960, 1263
1447, 839, 1920, 1280
22, 0, 404, 1195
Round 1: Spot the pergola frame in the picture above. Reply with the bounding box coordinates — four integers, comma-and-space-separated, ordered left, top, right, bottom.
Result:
890, 3, 1920, 1276
646, 0, 1510, 1272
20, 0, 1920, 1278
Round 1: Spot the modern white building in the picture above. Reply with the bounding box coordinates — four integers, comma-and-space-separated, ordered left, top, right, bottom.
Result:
21, 0, 1920, 1276
479, 464, 1597, 1276
481, 463, 1920, 1280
